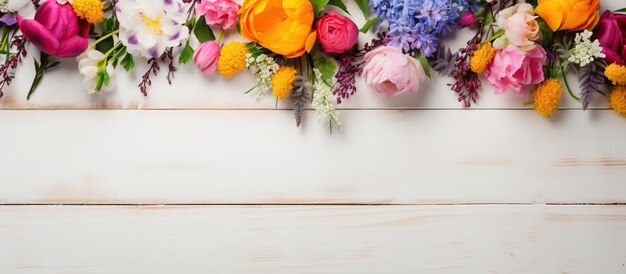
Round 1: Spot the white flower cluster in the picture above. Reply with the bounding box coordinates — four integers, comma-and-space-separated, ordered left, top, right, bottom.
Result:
568, 30, 605, 67
311, 69, 341, 129
246, 53, 279, 97
0, 0, 28, 13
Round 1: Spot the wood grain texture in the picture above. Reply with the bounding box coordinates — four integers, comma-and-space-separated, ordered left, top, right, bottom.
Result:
1, 205, 625, 273
1, 110, 625, 204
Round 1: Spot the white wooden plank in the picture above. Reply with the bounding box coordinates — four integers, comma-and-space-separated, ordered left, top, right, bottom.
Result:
0, 109, 625, 204
1, 205, 625, 273
0, 2, 621, 110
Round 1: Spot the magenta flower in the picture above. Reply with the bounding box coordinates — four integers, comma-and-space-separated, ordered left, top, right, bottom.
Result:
17, 0, 89, 58
592, 10, 626, 65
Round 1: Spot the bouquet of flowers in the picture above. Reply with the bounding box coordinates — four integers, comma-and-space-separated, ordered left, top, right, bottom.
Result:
0, 0, 624, 130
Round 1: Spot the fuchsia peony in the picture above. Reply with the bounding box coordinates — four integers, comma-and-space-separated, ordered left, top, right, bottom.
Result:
485, 45, 546, 95
196, 0, 240, 30
193, 41, 220, 75
592, 10, 626, 65
362, 46, 426, 96
316, 11, 358, 54
17, 0, 89, 58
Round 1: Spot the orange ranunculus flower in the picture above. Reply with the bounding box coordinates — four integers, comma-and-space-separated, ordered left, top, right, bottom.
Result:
535, 0, 600, 32
238, 0, 316, 58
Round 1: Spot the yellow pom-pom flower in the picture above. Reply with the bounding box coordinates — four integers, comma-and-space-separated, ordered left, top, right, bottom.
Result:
605, 63, 626, 86
218, 42, 248, 77
470, 43, 496, 74
532, 78, 563, 118
609, 86, 626, 115
72, 0, 104, 24
271, 66, 297, 100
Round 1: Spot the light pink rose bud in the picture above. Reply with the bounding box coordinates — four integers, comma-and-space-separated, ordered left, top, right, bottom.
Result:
459, 12, 477, 27
316, 11, 359, 54
193, 41, 220, 75
196, 0, 240, 30
362, 46, 426, 96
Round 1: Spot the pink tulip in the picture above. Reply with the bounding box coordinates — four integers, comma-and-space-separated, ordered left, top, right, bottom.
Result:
362, 46, 426, 96
316, 11, 359, 54
193, 41, 220, 75
17, 0, 89, 58
459, 12, 477, 27
485, 45, 546, 95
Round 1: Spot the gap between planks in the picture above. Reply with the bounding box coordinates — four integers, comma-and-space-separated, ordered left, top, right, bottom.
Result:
2, 202, 626, 207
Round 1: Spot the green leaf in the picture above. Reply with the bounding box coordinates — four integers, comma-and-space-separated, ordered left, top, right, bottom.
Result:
526, 0, 537, 6
354, 0, 369, 18
486, 29, 504, 42
327, 0, 349, 14
28, 52, 56, 100
360, 17, 380, 33
101, 17, 118, 34
537, 19, 554, 48
615, 8, 626, 13
194, 16, 215, 43
313, 52, 336, 82
311, 0, 330, 15
109, 46, 127, 64
121, 53, 135, 72
95, 66, 110, 93
179, 42, 194, 65
415, 53, 431, 79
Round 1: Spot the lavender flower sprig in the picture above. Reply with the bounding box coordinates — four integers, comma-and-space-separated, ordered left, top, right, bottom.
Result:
449, 36, 481, 107
0, 35, 27, 98
579, 59, 607, 110
291, 76, 310, 127
333, 32, 385, 104
138, 58, 160, 96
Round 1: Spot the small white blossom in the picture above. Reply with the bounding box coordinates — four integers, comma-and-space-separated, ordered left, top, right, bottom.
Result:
310, 68, 341, 129
246, 53, 279, 97
568, 30, 605, 67
77, 50, 116, 94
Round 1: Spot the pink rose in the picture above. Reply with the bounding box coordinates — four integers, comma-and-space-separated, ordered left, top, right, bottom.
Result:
592, 10, 626, 65
193, 41, 220, 75
485, 45, 546, 95
493, 3, 540, 51
362, 46, 426, 96
17, 0, 89, 58
316, 11, 358, 54
196, 0, 240, 30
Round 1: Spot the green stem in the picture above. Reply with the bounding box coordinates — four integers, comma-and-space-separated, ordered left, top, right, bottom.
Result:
562, 73, 579, 101
104, 42, 123, 60
87, 29, 120, 51
216, 29, 224, 44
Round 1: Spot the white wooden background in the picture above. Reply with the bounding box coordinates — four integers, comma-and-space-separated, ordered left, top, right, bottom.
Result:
1, 1, 626, 273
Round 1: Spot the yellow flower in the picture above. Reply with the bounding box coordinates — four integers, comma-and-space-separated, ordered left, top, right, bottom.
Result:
609, 86, 626, 115
470, 43, 496, 74
535, 0, 600, 31
218, 42, 248, 77
238, 0, 316, 58
605, 63, 626, 86
72, 0, 104, 24
532, 78, 562, 118
271, 66, 297, 99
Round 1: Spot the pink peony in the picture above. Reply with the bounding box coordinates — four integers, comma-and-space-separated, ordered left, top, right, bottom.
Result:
17, 0, 89, 58
193, 41, 220, 75
196, 0, 240, 30
493, 3, 540, 51
362, 46, 426, 96
485, 45, 546, 95
316, 11, 359, 54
